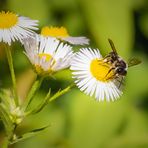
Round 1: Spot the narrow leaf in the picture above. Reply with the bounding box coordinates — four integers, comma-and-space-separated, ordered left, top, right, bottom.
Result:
10, 124, 50, 144
26, 89, 51, 115
49, 84, 74, 102
0, 104, 14, 135
0, 89, 11, 108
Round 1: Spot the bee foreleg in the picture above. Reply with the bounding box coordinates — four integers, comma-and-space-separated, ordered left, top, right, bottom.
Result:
104, 67, 115, 79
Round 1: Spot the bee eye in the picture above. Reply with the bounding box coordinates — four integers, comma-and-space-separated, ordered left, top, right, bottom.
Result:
116, 67, 127, 75
117, 67, 123, 72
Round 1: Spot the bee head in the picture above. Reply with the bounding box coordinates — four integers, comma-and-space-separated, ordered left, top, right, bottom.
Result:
115, 59, 127, 76
116, 67, 127, 76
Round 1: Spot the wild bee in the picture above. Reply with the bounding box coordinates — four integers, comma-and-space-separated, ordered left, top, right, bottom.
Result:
103, 39, 141, 86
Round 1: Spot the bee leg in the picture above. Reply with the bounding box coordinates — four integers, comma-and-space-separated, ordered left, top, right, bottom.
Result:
103, 56, 110, 63
104, 67, 115, 79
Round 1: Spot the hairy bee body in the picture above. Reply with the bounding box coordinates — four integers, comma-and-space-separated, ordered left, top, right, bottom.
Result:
102, 39, 141, 87
103, 52, 127, 80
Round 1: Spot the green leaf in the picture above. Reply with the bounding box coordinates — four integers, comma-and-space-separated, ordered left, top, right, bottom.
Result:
25, 89, 51, 115
49, 84, 74, 102
0, 90, 8, 105
10, 124, 50, 144
0, 89, 12, 109
26, 84, 74, 115
0, 104, 14, 135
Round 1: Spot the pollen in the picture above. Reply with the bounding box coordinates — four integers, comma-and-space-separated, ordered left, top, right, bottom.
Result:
35, 65, 51, 75
34, 53, 55, 75
41, 26, 69, 37
38, 53, 52, 62
90, 59, 115, 82
0, 11, 18, 29
35, 64, 54, 76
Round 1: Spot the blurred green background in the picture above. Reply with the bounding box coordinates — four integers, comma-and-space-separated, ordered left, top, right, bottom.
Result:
0, 0, 148, 147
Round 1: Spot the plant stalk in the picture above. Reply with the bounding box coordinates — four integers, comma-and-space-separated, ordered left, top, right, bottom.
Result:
4, 44, 19, 106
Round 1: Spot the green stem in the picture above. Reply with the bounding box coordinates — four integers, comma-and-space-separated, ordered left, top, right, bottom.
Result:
4, 44, 19, 106
23, 76, 44, 111
25, 84, 74, 116
49, 84, 74, 102
25, 89, 51, 116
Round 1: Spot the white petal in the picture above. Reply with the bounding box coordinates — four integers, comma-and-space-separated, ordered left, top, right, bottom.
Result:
62, 36, 89, 45
70, 48, 122, 101
0, 14, 38, 45
23, 35, 74, 73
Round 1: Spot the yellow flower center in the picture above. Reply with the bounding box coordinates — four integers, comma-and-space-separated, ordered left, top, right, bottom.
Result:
38, 53, 52, 61
90, 59, 115, 82
0, 11, 18, 29
35, 53, 55, 75
41, 26, 69, 37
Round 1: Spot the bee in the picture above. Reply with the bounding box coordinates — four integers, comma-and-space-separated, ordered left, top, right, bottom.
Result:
104, 39, 141, 86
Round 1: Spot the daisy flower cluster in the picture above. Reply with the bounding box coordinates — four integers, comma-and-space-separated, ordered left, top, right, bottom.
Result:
0, 10, 125, 103
0, 10, 130, 147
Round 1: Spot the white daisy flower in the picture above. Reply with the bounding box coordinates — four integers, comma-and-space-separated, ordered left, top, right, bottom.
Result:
0, 11, 38, 45
23, 35, 74, 76
41, 26, 89, 45
70, 48, 123, 101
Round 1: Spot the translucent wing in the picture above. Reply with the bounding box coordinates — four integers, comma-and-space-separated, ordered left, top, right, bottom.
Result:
108, 38, 117, 54
128, 58, 141, 67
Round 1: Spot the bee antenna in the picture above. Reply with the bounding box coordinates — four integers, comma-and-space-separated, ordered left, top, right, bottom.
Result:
108, 38, 117, 54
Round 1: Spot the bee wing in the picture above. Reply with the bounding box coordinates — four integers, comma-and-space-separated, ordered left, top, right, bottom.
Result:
108, 38, 118, 54
127, 58, 141, 67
